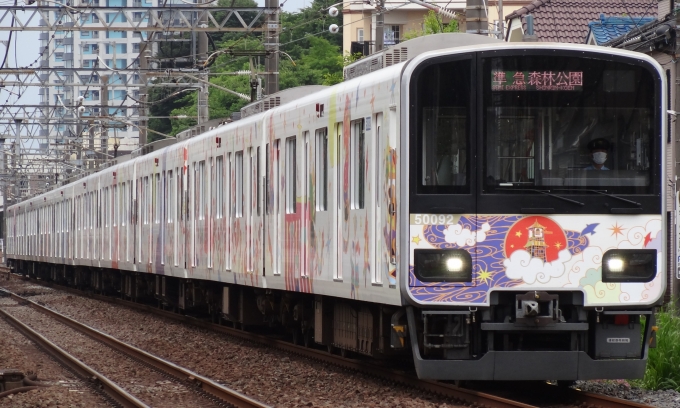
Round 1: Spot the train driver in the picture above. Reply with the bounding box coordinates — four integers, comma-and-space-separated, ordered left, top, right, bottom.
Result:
585, 138, 610, 170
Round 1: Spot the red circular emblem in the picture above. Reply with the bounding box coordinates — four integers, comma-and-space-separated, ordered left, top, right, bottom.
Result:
504, 216, 568, 262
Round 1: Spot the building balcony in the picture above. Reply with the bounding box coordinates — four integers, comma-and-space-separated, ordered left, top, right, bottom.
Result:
39, 33, 49, 40
63, 37, 74, 45
350, 41, 373, 57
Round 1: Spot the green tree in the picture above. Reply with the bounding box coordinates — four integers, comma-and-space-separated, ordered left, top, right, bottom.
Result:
403, 10, 459, 40
148, 0, 346, 140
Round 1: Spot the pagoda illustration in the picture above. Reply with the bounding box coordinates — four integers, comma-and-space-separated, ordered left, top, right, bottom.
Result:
524, 220, 552, 262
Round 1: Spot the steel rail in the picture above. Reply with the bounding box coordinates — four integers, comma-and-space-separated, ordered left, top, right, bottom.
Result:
6, 273, 657, 408
0, 298, 149, 408
2, 287, 270, 408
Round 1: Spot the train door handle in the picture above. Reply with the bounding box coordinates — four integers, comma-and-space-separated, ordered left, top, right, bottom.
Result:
388, 203, 396, 215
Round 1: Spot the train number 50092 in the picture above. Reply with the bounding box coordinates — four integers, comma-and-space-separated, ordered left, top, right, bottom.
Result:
412, 214, 456, 225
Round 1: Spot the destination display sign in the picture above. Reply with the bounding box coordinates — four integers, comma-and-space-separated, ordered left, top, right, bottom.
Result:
491, 70, 583, 91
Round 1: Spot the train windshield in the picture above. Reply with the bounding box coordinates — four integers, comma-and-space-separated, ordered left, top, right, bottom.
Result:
482, 55, 657, 194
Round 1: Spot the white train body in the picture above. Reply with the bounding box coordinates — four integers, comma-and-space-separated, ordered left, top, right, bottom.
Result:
6, 34, 669, 381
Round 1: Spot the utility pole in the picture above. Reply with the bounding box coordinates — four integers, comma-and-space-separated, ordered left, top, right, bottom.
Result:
88, 120, 95, 170
375, 0, 385, 52
139, 42, 148, 147
466, 0, 488, 35
197, 2, 210, 124
264, 0, 279, 96
101, 76, 109, 161
498, 0, 504, 39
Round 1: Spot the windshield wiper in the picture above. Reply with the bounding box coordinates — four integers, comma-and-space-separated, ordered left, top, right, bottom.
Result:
497, 188, 585, 206
554, 189, 641, 207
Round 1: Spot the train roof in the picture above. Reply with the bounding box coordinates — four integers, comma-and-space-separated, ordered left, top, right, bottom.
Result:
343, 33, 503, 81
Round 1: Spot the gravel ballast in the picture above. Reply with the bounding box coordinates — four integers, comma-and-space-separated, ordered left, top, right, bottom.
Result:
4, 278, 680, 407
0, 298, 109, 408
1, 279, 468, 408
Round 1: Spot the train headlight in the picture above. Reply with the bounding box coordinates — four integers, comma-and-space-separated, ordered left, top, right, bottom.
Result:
414, 249, 472, 282
602, 249, 657, 283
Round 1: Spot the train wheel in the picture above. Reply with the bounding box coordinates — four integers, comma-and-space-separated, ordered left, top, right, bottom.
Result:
303, 330, 313, 348
292, 328, 302, 345
327, 344, 335, 354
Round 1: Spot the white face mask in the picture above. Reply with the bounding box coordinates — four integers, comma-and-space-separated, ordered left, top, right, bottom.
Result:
592, 152, 607, 165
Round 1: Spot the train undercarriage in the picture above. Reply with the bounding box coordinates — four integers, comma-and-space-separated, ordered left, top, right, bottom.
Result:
9, 259, 657, 381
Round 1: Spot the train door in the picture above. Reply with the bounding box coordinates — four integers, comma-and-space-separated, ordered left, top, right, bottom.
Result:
247, 148, 253, 272
373, 113, 384, 284
334, 123, 342, 281
301, 132, 309, 278
267, 140, 280, 275
225, 154, 231, 271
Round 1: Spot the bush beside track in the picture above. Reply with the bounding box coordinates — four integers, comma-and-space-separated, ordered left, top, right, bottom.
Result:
635, 302, 680, 391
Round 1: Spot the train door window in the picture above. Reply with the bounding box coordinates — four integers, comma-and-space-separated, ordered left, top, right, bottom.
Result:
177, 167, 182, 266
235, 151, 243, 217
265, 145, 270, 214
121, 182, 126, 227
103, 188, 108, 227
167, 171, 173, 223
113, 185, 118, 227
226, 153, 232, 271
209, 158, 213, 269
256, 147, 260, 216
373, 113, 383, 284
155, 173, 161, 224
199, 160, 206, 220
315, 127, 328, 211
143, 177, 149, 225
216, 157, 223, 219
285, 137, 296, 214
351, 119, 365, 209
334, 122, 343, 280
247, 148, 253, 217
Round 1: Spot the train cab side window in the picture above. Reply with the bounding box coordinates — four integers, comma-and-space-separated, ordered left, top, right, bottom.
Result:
315, 127, 328, 211
414, 58, 471, 194
285, 137, 297, 214
351, 119, 365, 209
235, 151, 243, 217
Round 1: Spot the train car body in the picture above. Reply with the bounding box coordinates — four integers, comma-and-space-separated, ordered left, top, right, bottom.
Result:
6, 34, 668, 381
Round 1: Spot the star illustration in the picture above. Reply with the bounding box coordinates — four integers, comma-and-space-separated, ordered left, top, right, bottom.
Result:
515, 231, 522, 237
411, 235, 421, 245
608, 222, 626, 238
477, 268, 493, 285
554, 241, 562, 249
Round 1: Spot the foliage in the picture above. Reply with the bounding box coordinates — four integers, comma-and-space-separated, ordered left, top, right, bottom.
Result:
403, 10, 459, 40
634, 303, 680, 391
147, 0, 345, 140
343, 52, 363, 66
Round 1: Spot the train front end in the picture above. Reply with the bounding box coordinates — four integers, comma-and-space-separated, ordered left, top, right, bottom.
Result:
401, 45, 666, 380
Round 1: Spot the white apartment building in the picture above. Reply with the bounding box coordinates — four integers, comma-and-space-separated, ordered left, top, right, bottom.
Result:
38, 0, 152, 168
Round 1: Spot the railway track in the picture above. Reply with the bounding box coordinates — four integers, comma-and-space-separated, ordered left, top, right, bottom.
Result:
3, 271, 657, 408
0, 284, 269, 408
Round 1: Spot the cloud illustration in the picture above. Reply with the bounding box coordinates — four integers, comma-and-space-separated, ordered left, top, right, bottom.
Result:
443, 223, 490, 246
503, 248, 572, 284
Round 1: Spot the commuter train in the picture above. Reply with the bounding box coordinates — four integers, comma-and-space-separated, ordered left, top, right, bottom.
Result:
5, 34, 670, 381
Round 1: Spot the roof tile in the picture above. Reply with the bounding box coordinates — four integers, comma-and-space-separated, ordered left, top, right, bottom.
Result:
505, 0, 658, 43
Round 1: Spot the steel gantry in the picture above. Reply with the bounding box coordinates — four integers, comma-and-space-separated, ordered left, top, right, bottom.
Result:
0, 0, 280, 203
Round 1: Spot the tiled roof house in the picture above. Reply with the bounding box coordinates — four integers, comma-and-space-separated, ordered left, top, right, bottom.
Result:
504, 0, 658, 43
